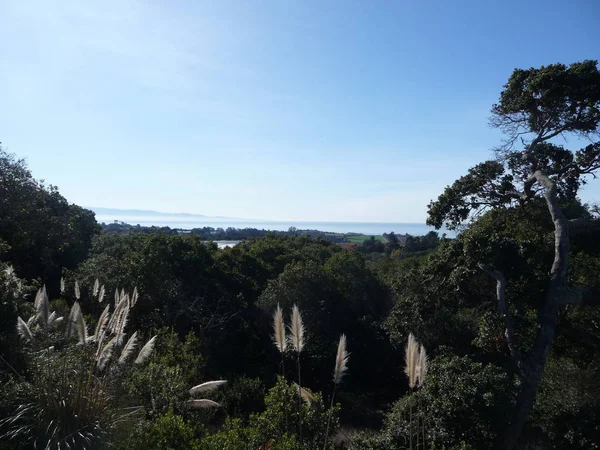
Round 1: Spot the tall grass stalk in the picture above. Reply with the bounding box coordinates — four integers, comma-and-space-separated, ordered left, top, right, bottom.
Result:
273, 304, 287, 376
417, 344, 428, 450
289, 304, 306, 440
323, 334, 349, 450
273, 304, 288, 432
405, 333, 418, 450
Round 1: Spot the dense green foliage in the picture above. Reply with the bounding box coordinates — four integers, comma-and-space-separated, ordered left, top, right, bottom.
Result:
0, 147, 100, 289
101, 221, 384, 244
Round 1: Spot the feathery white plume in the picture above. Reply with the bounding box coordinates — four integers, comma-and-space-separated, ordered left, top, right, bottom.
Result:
67, 302, 87, 344
134, 336, 157, 364
17, 317, 33, 341
34, 288, 41, 309
98, 284, 105, 303
118, 331, 139, 364
115, 302, 130, 346
74, 281, 81, 300
107, 295, 127, 333
47, 311, 63, 328
97, 337, 116, 370
67, 302, 81, 339
52, 316, 64, 326
189, 380, 228, 396
93, 278, 100, 297
272, 304, 286, 353
293, 382, 315, 404
289, 304, 306, 353
93, 305, 110, 342
131, 287, 139, 307
76, 307, 88, 344
60, 277, 65, 294
404, 333, 419, 389
186, 399, 221, 408
35, 286, 50, 326
333, 334, 350, 384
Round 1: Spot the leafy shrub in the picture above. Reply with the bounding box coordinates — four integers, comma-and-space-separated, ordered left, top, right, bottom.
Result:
122, 411, 201, 450
199, 377, 338, 449
351, 354, 513, 449
124, 328, 203, 416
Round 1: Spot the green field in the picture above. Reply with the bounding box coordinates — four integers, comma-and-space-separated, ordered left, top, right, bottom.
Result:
345, 234, 387, 243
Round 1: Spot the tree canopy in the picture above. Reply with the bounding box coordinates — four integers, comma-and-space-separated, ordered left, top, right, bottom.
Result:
427, 60, 600, 449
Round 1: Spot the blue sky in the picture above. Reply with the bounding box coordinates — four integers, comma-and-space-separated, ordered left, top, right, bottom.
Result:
1, 0, 599, 222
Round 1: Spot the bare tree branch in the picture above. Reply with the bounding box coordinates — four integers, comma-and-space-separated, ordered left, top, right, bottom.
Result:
478, 263, 523, 373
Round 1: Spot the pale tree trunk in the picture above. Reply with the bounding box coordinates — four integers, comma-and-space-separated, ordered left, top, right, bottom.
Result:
482, 170, 580, 450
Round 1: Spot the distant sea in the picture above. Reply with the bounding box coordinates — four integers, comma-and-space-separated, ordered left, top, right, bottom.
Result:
95, 214, 448, 236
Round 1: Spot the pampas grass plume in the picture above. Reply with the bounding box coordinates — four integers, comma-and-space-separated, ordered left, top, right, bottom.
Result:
186, 399, 221, 408
189, 380, 228, 396
94, 305, 110, 342
76, 306, 88, 344
289, 304, 306, 353
67, 302, 81, 339
273, 304, 286, 353
333, 334, 350, 384
47, 311, 63, 327
17, 317, 33, 341
404, 333, 418, 389
118, 331, 139, 364
134, 336, 157, 365
35, 286, 50, 326
131, 287, 139, 307
293, 382, 315, 405
97, 337, 116, 370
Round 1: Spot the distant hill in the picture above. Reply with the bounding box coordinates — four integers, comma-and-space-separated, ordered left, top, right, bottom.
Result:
86, 206, 239, 219
89, 207, 218, 218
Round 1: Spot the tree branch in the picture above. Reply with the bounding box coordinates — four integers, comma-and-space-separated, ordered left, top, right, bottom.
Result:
532, 170, 569, 280
478, 263, 523, 373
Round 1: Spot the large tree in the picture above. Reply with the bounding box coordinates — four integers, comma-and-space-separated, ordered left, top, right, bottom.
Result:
0, 146, 100, 287
427, 60, 600, 449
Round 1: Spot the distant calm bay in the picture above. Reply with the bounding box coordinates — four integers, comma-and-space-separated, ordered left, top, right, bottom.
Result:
95, 214, 447, 236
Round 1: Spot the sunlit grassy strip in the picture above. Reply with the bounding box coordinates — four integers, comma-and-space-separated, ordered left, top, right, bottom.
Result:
345, 234, 387, 243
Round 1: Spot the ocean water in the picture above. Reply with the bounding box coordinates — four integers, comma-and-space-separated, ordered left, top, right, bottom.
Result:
96, 214, 446, 236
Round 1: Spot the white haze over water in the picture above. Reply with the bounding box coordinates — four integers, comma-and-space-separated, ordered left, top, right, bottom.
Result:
95, 214, 446, 236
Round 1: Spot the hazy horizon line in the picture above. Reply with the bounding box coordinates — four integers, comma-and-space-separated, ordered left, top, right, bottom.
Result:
89, 206, 428, 225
